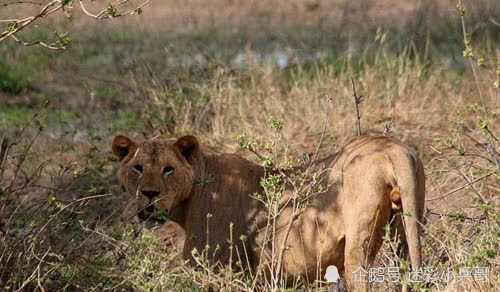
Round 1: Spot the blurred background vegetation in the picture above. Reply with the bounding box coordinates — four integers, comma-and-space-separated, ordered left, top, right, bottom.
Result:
1, 0, 498, 134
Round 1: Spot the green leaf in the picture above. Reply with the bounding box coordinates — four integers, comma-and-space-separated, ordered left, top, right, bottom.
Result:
107, 5, 117, 17
462, 48, 473, 58
477, 118, 487, 129
477, 57, 486, 68
8, 21, 18, 32
267, 116, 283, 132
456, 4, 466, 16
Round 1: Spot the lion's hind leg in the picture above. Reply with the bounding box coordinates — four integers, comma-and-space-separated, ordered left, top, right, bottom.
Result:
342, 178, 392, 291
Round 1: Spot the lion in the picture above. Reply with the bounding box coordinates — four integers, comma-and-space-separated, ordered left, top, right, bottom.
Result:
112, 134, 425, 290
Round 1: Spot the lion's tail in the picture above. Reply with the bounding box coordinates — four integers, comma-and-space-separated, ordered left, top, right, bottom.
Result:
388, 147, 425, 270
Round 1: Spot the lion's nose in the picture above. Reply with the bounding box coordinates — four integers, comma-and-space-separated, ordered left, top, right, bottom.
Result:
140, 189, 160, 199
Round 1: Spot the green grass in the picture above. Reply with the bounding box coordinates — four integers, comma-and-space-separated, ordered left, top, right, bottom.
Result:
0, 105, 140, 136
0, 106, 38, 129
0, 60, 33, 94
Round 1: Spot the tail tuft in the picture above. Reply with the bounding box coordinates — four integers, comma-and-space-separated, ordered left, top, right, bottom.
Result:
389, 187, 402, 210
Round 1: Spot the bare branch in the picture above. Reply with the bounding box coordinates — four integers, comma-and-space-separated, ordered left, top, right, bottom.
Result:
0, 137, 9, 186
0, 1, 46, 7
485, 141, 500, 174
382, 117, 394, 136
0, 0, 62, 42
0, 138, 8, 169
350, 78, 363, 136
490, 17, 500, 27
458, 0, 489, 122
0, 0, 150, 48
310, 95, 332, 164
79, 0, 149, 20
10, 34, 63, 49
426, 172, 495, 201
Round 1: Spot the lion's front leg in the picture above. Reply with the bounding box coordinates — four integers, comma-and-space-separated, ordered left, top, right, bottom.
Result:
152, 220, 186, 254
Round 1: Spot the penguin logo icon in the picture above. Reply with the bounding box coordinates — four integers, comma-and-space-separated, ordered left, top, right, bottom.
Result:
324, 265, 340, 283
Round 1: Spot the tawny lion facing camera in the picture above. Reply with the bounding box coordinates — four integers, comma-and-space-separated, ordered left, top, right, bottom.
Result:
112, 134, 425, 290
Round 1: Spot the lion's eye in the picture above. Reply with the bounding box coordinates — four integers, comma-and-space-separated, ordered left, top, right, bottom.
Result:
162, 166, 175, 176
133, 165, 143, 173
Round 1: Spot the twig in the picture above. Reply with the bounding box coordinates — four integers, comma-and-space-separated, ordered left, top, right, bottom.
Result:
485, 141, 500, 174
490, 17, 500, 27
79, 0, 150, 20
0, 137, 9, 188
458, 0, 489, 122
10, 34, 62, 50
32, 193, 113, 240
0, 0, 61, 42
0, 137, 8, 170
351, 78, 363, 136
458, 169, 487, 203
311, 95, 331, 164
426, 172, 494, 201
0, 0, 150, 49
274, 205, 299, 284
429, 144, 442, 155
461, 127, 500, 174
382, 117, 395, 136
0, 1, 45, 6
484, 126, 499, 143
5, 126, 42, 193
427, 210, 483, 221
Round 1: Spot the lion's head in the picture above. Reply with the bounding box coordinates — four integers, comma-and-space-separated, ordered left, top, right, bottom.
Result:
112, 135, 200, 220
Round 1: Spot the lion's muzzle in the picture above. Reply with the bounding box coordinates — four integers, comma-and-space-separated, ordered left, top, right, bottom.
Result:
137, 203, 157, 221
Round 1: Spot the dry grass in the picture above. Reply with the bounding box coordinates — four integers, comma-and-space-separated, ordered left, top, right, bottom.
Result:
2, 0, 496, 35
133, 48, 500, 290
2, 50, 498, 290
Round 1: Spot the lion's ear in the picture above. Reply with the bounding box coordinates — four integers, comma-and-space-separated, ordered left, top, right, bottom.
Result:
174, 135, 199, 161
112, 135, 137, 162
